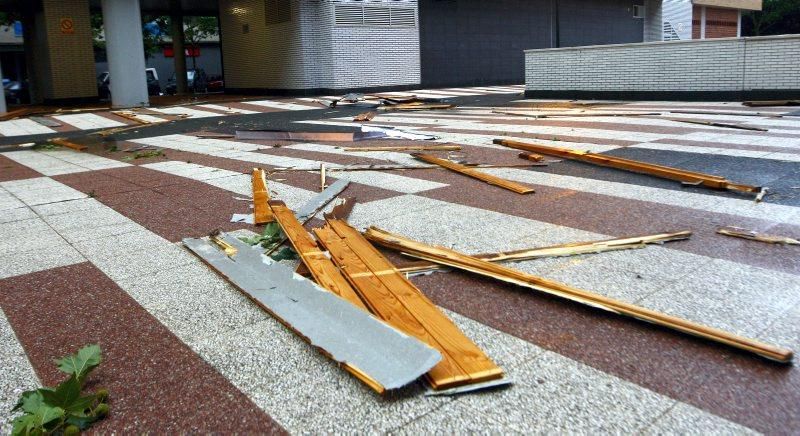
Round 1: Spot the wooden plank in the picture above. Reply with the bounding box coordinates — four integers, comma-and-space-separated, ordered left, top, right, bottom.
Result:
269, 201, 368, 310
717, 226, 800, 245
353, 111, 376, 122
396, 231, 693, 274
319, 219, 504, 388
494, 138, 761, 195
413, 153, 535, 194
665, 118, 768, 132
341, 145, 462, 152
492, 110, 661, 118
251, 168, 274, 224
269, 162, 546, 172
50, 137, 87, 152
518, 152, 544, 162
364, 226, 793, 363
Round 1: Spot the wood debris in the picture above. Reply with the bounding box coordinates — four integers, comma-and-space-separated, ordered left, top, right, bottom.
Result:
251, 168, 274, 224
50, 137, 87, 152
320, 164, 327, 191
518, 152, 544, 162
492, 110, 660, 118
269, 200, 369, 310
183, 232, 441, 394
112, 111, 152, 125
396, 231, 693, 274
413, 153, 535, 194
743, 100, 800, 107
353, 111, 376, 122
269, 162, 546, 172
195, 132, 235, 139
494, 139, 761, 195
717, 226, 800, 245
364, 227, 793, 363
380, 103, 456, 111
669, 110, 782, 118
341, 145, 462, 152
323, 197, 356, 221
314, 219, 504, 390
665, 118, 768, 132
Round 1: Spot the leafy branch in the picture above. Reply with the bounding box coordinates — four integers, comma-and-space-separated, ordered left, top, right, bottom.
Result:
11, 345, 109, 436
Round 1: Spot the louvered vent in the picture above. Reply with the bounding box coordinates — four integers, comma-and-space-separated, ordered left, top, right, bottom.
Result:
265, 0, 291, 25
333, 4, 417, 27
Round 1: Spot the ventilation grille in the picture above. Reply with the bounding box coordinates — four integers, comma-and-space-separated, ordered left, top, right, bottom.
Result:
663, 21, 681, 40
265, 0, 292, 25
334, 4, 417, 27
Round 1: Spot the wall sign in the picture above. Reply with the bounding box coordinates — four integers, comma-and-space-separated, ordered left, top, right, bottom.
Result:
60, 17, 74, 34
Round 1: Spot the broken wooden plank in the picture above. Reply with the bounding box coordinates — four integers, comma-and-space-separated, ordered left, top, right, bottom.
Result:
323, 196, 356, 221
492, 110, 661, 118
494, 138, 761, 195
717, 226, 800, 245
396, 231, 693, 274
195, 132, 235, 139
182, 232, 441, 393
364, 226, 793, 363
665, 118, 768, 132
518, 152, 544, 162
251, 168, 274, 224
341, 145, 462, 152
269, 162, 546, 172
50, 137, 88, 152
380, 103, 456, 111
413, 153, 535, 194
316, 219, 504, 389
112, 111, 152, 125
353, 111, 376, 122
269, 200, 368, 310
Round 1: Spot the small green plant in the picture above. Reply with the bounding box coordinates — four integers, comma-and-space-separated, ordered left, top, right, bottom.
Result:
133, 149, 164, 159
87, 191, 97, 199
11, 345, 109, 436
105, 144, 118, 153
32, 143, 58, 150
239, 222, 298, 260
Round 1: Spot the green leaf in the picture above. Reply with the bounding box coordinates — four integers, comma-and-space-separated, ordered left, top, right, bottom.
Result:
11, 414, 37, 436
55, 344, 102, 380
270, 247, 298, 261
12, 389, 52, 414
65, 413, 97, 430
64, 394, 97, 414
31, 404, 65, 428
41, 376, 81, 409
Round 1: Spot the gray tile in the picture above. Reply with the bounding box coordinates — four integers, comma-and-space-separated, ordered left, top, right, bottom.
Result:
642, 402, 757, 435
0, 218, 64, 254
0, 309, 40, 435
757, 303, 800, 364
80, 242, 195, 281
30, 198, 105, 217
41, 207, 130, 232
117, 261, 266, 344
0, 207, 36, 225
0, 242, 85, 279
71, 230, 171, 257
57, 222, 147, 244
392, 401, 508, 435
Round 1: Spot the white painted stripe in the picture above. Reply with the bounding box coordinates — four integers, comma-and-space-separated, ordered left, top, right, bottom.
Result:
244, 99, 318, 111
196, 104, 259, 114
148, 106, 222, 118
0, 119, 56, 136
52, 113, 126, 130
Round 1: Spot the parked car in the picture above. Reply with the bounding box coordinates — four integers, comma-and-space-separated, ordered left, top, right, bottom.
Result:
165, 69, 208, 95
4, 80, 29, 104
97, 68, 162, 99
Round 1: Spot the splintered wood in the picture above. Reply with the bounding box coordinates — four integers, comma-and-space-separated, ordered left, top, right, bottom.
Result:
251, 168, 274, 224
50, 138, 87, 152
717, 226, 800, 245
342, 145, 462, 152
413, 153, 535, 194
397, 231, 693, 274
494, 139, 762, 195
314, 219, 503, 389
365, 227, 793, 363
269, 201, 368, 311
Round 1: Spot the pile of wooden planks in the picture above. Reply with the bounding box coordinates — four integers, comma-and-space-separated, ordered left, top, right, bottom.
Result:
365, 226, 793, 363
494, 138, 762, 195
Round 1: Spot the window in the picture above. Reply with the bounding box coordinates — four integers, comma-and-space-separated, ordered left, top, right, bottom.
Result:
633, 4, 644, 18
265, 0, 291, 25
333, 3, 417, 27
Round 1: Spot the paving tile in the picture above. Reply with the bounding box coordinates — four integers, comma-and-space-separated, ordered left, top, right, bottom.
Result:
56, 221, 146, 244
391, 401, 505, 435
0, 218, 63, 254
0, 207, 36, 224
79, 241, 195, 281
0, 309, 40, 435
30, 198, 105, 216
542, 259, 674, 302
642, 402, 757, 435
0, 243, 85, 280
41, 207, 131, 232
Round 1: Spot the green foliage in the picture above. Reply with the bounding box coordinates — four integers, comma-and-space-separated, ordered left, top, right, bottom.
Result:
742, 0, 800, 35
270, 246, 299, 261
11, 345, 109, 436
32, 143, 58, 151
133, 149, 164, 159
240, 222, 284, 248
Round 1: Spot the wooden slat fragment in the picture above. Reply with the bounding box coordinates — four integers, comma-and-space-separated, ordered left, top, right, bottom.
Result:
364, 226, 793, 363
353, 111, 376, 122
494, 138, 761, 195
518, 152, 544, 162
665, 118, 768, 132
396, 231, 693, 274
342, 145, 462, 152
112, 111, 152, 125
269, 201, 368, 310
717, 226, 800, 245
317, 220, 504, 389
492, 110, 661, 118
251, 168, 274, 224
50, 137, 88, 152
413, 153, 535, 194
269, 162, 546, 172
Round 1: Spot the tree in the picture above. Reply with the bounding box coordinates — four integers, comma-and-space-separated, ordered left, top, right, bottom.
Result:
156, 16, 218, 70
742, 0, 800, 36
91, 13, 166, 60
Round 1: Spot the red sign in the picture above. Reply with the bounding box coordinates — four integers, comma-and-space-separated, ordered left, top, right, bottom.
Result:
163, 46, 201, 58
60, 17, 74, 34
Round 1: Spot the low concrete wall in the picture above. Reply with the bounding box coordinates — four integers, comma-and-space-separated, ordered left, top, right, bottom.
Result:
524, 34, 800, 100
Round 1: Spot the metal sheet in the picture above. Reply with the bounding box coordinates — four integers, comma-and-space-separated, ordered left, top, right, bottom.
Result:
182, 233, 441, 391
294, 179, 350, 222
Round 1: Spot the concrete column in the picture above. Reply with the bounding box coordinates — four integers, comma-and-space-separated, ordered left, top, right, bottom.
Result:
170, 0, 188, 94
101, 0, 149, 108
700, 6, 707, 39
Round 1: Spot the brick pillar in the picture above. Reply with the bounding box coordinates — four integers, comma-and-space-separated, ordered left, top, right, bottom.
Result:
35, 0, 98, 103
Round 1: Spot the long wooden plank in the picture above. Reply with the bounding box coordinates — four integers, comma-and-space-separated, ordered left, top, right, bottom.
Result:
269, 201, 368, 310
396, 231, 693, 274
364, 226, 793, 363
413, 153, 535, 194
717, 226, 800, 245
494, 138, 761, 195
320, 219, 503, 388
341, 145, 462, 152
50, 137, 88, 152
251, 168, 274, 224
